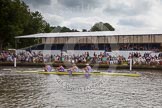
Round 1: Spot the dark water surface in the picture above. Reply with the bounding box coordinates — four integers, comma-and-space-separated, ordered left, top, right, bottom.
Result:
0, 67, 162, 108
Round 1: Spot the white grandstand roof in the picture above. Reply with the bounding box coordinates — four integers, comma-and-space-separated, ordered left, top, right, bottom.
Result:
15, 31, 162, 38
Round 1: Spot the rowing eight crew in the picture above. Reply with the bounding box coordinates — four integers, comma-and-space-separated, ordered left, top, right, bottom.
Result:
44, 63, 92, 73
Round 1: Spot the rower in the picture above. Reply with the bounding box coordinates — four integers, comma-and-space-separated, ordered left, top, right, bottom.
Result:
83, 63, 92, 78
56, 64, 65, 72
67, 64, 79, 73
44, 64, 52, 72
83, 63, 92, 73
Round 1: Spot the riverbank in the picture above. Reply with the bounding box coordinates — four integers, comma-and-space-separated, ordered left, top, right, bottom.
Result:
1, 62, 162, 70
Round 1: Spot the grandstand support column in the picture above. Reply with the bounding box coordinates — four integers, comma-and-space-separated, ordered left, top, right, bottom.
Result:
14, 57, 16, 68
130, 58, 132, 71
160, 43, 162, 51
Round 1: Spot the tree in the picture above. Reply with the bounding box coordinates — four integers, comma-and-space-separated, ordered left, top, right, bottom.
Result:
0, 0, 30, 49
82, 29, 87, 32
51, 26, 62, 33
0, 0, 52, 49
71, 29, 79, 32
60, 26, 71, 32
18, 11, 53, 48
51, 26, 79, 33
44, 22, 52, 33
90, 22, 115, 31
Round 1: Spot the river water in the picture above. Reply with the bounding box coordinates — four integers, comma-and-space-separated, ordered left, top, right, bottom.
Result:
0, 67, 162, 108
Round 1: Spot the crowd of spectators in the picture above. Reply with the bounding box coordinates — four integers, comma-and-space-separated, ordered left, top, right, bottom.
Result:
15, 51, 126, 65
1, 50, 162, 65
119, 44, 160, 52
0, 50, 126, 65
0, 51, 15, 62
128, 52, 161, 65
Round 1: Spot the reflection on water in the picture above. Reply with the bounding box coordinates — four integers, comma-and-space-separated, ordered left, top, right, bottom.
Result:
0, 67, 162, 108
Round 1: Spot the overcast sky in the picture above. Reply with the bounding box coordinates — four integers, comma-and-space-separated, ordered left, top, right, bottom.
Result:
22, 0, 162, 31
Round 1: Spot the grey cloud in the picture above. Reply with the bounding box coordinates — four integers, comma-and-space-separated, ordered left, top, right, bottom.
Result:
118, 19, 147, 27
49, 19, 62, 26
47, 15, 64, 26
20, 0, 160, 30
68, 22, 92, 30
23, 0, 51, 6
58, 0, 100, 10
104, 0, 152, 16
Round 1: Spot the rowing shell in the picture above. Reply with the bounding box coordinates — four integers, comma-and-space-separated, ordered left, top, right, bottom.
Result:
16, 71, 141, 77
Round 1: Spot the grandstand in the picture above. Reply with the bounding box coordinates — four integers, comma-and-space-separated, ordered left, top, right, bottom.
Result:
16, 31, 162, 52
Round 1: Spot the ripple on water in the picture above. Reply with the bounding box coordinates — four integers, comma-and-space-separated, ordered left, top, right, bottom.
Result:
0, 68, 162, 108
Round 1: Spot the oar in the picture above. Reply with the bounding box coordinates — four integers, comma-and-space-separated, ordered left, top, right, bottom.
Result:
67, 69, 72, 76
82, 69, 90, 78
85, 72, 90, 78
2, 69, 12, 71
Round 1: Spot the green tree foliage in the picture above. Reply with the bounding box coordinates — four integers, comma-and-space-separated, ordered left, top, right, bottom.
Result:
0, 0, 28, 49
0, 0, 52, 49
71, 29, 79, 32
82, 29, 88, 32
19, 11, 52, 48
51, 26, 79, 33
90, 22, 115, 31
51, 26, 62, 33
60, 26, 71, 32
